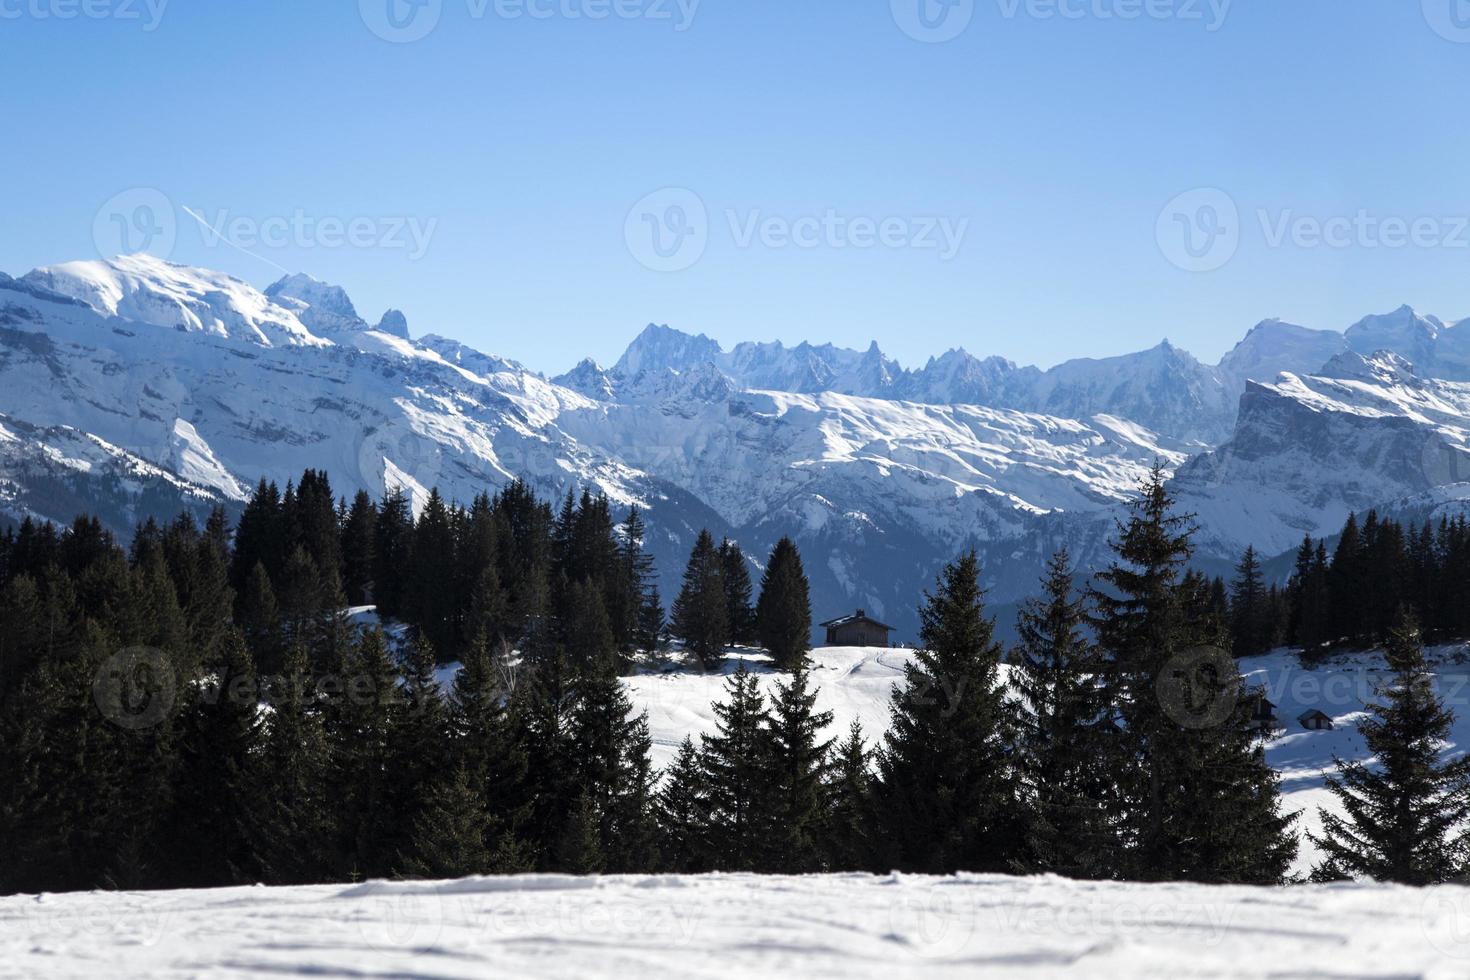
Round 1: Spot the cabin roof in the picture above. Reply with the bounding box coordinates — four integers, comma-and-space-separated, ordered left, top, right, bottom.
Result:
819, 609, 895, 631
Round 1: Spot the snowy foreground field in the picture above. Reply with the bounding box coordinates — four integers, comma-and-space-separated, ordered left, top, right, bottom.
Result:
8, 871, 1470, 978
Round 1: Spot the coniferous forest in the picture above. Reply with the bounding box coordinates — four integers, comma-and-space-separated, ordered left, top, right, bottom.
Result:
3, 465, 1470, 895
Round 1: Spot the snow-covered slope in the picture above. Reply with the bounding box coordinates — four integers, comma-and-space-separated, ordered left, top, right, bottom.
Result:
22, 255, 330, 348
0, 411, 230, 531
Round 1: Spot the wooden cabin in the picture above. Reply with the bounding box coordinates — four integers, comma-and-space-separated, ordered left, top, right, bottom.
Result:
1248, 695, 1280, 733
1298, 709, 1335, 731
819, 609, 894, 647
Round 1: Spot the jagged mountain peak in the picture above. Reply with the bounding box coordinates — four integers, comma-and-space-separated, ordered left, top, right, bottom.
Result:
613, 323, 723, 377
265, 273, 359, 319
553, 357, 618, 400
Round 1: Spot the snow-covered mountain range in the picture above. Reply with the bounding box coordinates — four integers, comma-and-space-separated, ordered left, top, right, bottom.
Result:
2, 253, 1467, 638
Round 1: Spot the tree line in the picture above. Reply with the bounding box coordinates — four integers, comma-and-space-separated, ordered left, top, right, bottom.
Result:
1222, 510, 1470, 659
1, 467, 1468, 892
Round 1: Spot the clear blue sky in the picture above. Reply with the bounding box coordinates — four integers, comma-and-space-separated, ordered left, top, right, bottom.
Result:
3, 0, 1469, 375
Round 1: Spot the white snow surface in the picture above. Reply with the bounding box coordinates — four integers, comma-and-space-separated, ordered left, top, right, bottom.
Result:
8, 869, 1470, 977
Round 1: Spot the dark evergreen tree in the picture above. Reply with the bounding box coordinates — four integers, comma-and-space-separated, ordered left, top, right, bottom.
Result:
230, 479, 285, 592
341, 489, 378, 606
561, 578, 616, 671
1009, 548, 1113, 878
871, 551, 1021, 873
450, 631, 531, 872
1230, 545, 1269, 658
718, 538, 756, 645
254, 639, 336, 884
517, 649, 579, 866
553, 792, 605, 874
373, 489, 413, 619
408, 490, 459, 658
1310, 610, 1470, 883
1090, 466, 1296, 883
570, 663, 658, 872
161, 628, 263, 888
699, 662, 769, 869
402, 766, 495, 879
758, 664, 834, 872
655, 736, 709, 873
620, 506, 663, 654
325, 626, 403, 878
391, 633, 451, 850
638, 582, 666, 655
822, 722, 875, 871
1330, 513, 1367, 646
755, 537, 812, 671
671, 530, 728, 670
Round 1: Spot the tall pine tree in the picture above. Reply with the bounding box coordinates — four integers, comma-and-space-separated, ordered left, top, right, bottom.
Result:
1310, 610, 1470, 883
872, 551, 1021, 873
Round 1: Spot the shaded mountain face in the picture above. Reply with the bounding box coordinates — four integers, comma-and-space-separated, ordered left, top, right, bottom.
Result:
1172, 350, 1470, 563
3, 253, 1469, 639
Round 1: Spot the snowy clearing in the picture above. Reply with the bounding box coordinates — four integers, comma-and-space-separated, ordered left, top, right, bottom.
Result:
7, 871, 1470, 978
629, 644, 1470, 880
